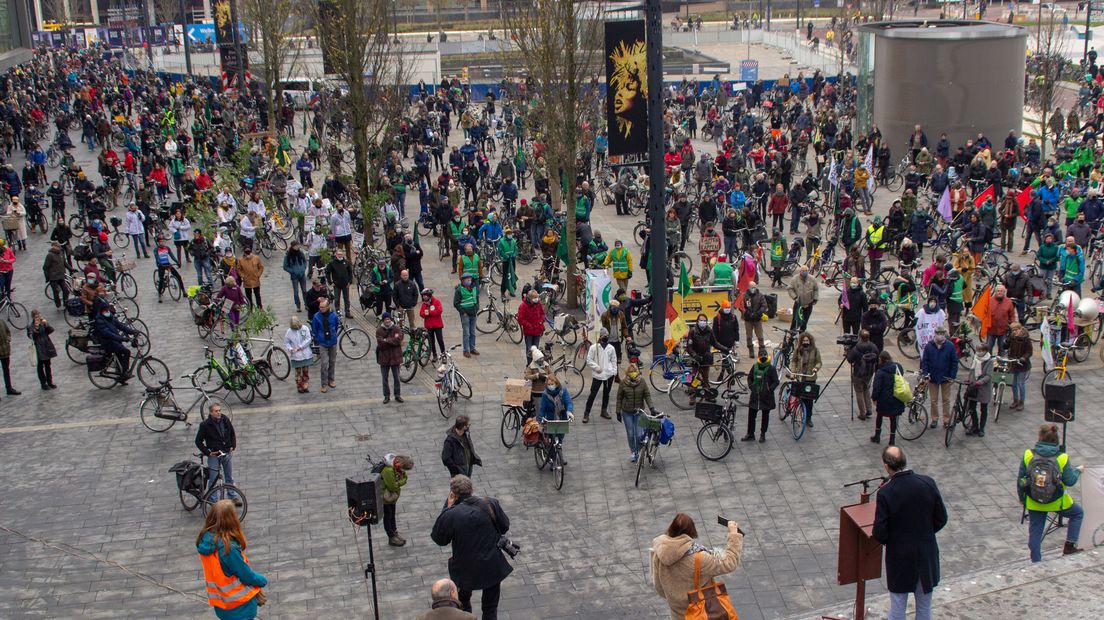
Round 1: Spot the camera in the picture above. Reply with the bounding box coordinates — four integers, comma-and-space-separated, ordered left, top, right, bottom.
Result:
836, 333, 859, 348
497, 536, 521, 558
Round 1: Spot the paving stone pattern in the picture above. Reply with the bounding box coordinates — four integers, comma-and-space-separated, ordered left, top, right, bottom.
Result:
1, 113, 1104, 620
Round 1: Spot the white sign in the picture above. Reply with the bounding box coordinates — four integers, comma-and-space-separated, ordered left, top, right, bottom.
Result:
352, 232, 364, 251
585, 269, 613, 340
1078, 467, 1104, 550
304, 215, 316, 231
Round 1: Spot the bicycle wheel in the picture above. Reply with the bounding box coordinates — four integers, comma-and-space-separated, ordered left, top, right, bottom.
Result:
180, 483, 202, 512
437, 385, 454, 418
500, 406, 522, 449
635, 435, 650, 487
338, 327, 372, 359
249, 369, 272, 399
896, 330, 920, 360
475, 307, 500, 334
87, 359, 119, 389
130, 329, 151, 358
1071, 333, 1091, 363
897, 403, 929, 441
504, 315, 523, 345
1041, 368, 1070, 398
112, 230, 129, 249
455, 372, 474, 399
944, 413, 956, 447
534, 439, 548, 470
790, 398, 807, 440
648, 358, 682, 393
552, 366, 580, 399
993, 383, 1005, 423
1, 300, 28, 330
886, 173, 903, 192
957, 340, 976, 370
66, 340, 86, 364
266, 346, 291, 381
191, 365, 226, 393
778, 383, 792, 421
696, 422, 734, 461
118, 272, 138, 299
400, 348, 419, 383
166, 274, 182, 301
632, 313, 653, 348
113, 296, 140, 319
137, 356, 170, 388
139, 395, 178, 432
201, 484, 248, 521
669, 381, 693, 410
232, 380, 255, 404
551, 446, 565, 490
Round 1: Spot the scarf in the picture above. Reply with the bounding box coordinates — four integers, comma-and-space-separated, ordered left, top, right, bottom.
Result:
750, 360, 771, 391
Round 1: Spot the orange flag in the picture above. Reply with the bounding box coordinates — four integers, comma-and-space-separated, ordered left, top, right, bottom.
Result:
971, 285, 992, 339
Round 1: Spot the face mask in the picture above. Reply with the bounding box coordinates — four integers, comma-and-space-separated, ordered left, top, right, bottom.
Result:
749, 287, 758, 295
801, 342, 811, 348
850, 284, 860, 290
599, 337, 609, 345
722, 308, 732, 315
934, 334, 946, 345
101, 313, 112, 319
697, 320, 708, 328
627, 370, 640, 379
610, 307, 618, 315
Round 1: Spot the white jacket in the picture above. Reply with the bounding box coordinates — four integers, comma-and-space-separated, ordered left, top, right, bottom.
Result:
123, 210, 145, 235
586, 342, 618, 381
284, 326, 314, 362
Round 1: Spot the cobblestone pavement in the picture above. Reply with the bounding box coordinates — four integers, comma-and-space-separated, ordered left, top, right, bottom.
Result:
2, 111, 1104, 620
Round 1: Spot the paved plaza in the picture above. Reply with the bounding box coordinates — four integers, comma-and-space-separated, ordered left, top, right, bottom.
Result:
3, 100, 1104, 620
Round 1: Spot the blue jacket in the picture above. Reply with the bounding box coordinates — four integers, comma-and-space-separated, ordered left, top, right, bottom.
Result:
871, 361, 906, 416
478, 220, 503, 242
311, 310, 340, 347
1035, 184, 1060, 211
196, 532, 268, 620
1058, 246, 1085, 284
920, 340, 958, 384
539, 385, 573, 421
282, 249, 307, 280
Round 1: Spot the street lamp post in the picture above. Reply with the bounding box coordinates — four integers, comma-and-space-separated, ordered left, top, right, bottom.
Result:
227, 0, 246, 91
1085, 2, 1094, 66
179, 0, 193, 76
645, 0, 668, 357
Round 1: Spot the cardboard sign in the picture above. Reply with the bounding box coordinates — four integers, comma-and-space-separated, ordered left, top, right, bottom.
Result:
503, 379, 531, 406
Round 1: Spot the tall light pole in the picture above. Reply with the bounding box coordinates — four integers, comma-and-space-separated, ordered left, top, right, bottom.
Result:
228, 0, 245, 91
645, 0, 667, 357
179, 0, 193, 76
1085, 2, 1094, 66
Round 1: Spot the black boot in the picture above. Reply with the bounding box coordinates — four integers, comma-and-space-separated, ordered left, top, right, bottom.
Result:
870, 433, 881, 443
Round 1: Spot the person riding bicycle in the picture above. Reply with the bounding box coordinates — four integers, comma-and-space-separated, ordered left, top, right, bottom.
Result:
93, 306, 136, 382
153, 237, 182, 303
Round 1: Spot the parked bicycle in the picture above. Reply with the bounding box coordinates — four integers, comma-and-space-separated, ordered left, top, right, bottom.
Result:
897, 372, 930, 441
170, 452, 248, 520
139, 378, 234, 433
435, 344, 473, 418
475, 292, 523, 344
944, 379, 977, 447
399, 326, 433, 382
694, 388, 747, 461
777, 371, 817, 440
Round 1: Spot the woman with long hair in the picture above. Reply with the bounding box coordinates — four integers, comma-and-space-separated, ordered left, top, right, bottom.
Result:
196, 500, 268, 619
651, 512, 743, 619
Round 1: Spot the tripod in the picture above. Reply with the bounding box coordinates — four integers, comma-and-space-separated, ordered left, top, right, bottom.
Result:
353, 520, 381, 620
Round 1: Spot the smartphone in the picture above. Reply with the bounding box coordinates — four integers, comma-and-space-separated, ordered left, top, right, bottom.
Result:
717, 516, 746, 536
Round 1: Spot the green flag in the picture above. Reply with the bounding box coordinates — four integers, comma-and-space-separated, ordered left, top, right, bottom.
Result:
678, 262, 691, 298
413, 220, 420, 246
556, 232, 569, 264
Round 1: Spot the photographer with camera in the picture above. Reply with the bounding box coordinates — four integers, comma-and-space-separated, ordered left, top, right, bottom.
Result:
431, 475, 514, 620
845, 330, 880, 421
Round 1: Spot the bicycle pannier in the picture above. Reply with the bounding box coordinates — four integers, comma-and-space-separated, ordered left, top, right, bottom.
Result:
86, 353, 108, 371
169, 460, 205, 495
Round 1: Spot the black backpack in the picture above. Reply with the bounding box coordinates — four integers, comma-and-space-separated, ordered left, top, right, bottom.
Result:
1025, 451, 1064, 505
858, 350, 878, 378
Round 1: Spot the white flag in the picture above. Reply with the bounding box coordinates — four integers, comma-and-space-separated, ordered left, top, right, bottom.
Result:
863, 145, 874, 174
827, 157, 839, 188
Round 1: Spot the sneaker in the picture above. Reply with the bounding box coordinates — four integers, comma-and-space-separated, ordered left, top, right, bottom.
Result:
388, 535, 406, 547
929, 420, 939, 429
600, 411, 611, 420
629, 453, 637, 462
977, 429, 985, 438
471, 350, 481, 356
806, 420, 814, 428
321, 386, 328, 393
582, 414, 590, 424
463, 351, 472, 358
383, 396, 390, 404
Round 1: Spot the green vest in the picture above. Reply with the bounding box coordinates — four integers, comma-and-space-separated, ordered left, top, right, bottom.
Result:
461, 253, 480, 277
1023, 450, 1072, 512
497, 236, 517, 259
610, 247, 630, 273
449, 220, 465, 239
458, 285, 478, 310
575, 196, 588, 219
949, 277, 964, 303
1063, 252, 1081, 281
712, 262, 734, 286
868, 225, 885, 249
770, 239, 786, 262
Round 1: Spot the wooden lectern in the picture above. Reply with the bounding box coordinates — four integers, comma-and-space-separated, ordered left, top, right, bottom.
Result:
837, 501, 883, 620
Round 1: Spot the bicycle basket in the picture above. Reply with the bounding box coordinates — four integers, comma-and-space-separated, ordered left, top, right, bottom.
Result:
793, 381, 820, 400
169, 460, 205, 495
640, 414, 665, 432
65, 297, 85, 317
992, 371, 1012, 386
544, 420, 570, 435
694, 402, 725, 423
109, 216, 122, 228
115, 259, 136, 272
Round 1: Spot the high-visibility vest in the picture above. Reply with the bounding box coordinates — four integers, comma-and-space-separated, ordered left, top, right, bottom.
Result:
458, 285, 478, 309
460, 253, 480, 277
1023, 449, 1072, 512
868, 225, 886, 249
610, 247, 630, 274
199, 549, 261, 610
712, 262, 734, 286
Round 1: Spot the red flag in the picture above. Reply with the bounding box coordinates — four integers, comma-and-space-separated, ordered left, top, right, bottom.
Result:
973, 185, 995, 209
1016, 187, 1033, 220
665, 301, 679, 323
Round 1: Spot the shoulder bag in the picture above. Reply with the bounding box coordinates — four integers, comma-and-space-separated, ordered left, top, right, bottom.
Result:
685, 552, 738, 620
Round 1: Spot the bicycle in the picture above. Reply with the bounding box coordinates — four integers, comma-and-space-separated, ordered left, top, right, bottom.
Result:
777, 371, 817, 440
897, 372, 930, 441
152, 262, 184, 302
694, 388, 747, 461
399, 326, 433, 383
230, 328, 291, 381
435, 344, 473, 418
191, 346, 260, 404
139, 378, 234, 432
992, 356, 1014, 423
86, 338, 169, 390
0, 290, 29, 330
171, 452, 248, 521
635, 410, 668, 488
540, 341, 585, 398
944, 379, 978, 448
533, 418, 569, 491
475, 292, 523, 344
770, 326, 800, 375
500, 401, 529, 449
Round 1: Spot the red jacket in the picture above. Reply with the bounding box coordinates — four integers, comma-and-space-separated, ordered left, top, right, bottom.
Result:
419, 297, 444, 329
516, 298, 546, 337
768, 193, 788, 215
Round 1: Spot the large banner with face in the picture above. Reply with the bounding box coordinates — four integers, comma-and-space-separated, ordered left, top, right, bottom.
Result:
604, 20, 647, 156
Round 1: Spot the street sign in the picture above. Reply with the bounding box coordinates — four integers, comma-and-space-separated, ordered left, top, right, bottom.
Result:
673, 289, 731, 323
186, 24, 216, 44
739, 59, 759, 82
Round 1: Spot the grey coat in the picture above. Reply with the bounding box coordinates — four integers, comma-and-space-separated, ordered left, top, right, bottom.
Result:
969, 354, 993, 404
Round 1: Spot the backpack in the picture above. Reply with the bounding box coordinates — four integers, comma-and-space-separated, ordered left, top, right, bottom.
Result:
858, 351, 878, 378
1025, 451, 1064, 505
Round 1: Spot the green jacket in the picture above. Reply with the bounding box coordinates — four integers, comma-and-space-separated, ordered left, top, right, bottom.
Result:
1064, 196, 1083, 220
497, 236, 517, 260
616, 375, 653, 413
1037, 242, 1059, 270
1019, 442, 1078, 512
380, 465, 408, 505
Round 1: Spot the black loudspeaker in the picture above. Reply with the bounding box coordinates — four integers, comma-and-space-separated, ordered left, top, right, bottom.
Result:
1044, 380, 1075, 422
346, 475, 382, 526
765, 293, 778, 318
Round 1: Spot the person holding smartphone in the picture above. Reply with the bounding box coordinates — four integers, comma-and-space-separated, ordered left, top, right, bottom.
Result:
194, 403, 242, 507
651, 512, 743, 619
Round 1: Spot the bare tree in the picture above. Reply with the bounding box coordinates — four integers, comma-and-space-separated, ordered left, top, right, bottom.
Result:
502, 0, 605, 307
241, 0, 305, 132
153, 0, 180, 25
1029, 9, 1070, 162
313, 0, 413, 243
